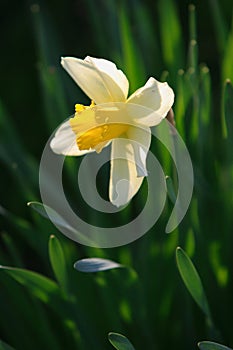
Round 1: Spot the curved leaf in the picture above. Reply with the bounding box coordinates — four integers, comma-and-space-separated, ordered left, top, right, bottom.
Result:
27, 201, 95, 246
223, 80, 233, 141
27, 201, 74, 232
49, 235, 69, 294
198, 341, 233, 350
108, 332, 135, 350
74, 258, 123, 273
0, 265, 61, 304
176, 247, 210, 317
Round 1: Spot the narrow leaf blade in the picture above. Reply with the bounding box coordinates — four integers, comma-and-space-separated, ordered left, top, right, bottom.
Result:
27, 201, 74, 231
49, 235, 69, 293
0, 265, 61, 304
27, 201, 99, 247
108, 332, 135, 350
223, 80, 233, 140
176, 247, 210, 317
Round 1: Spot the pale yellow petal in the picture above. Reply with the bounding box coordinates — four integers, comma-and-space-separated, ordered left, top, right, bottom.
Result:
127, 77, 174, 126
126, 125, 151, 177
61, 56, 128, 104
109, 138, 144, 207
85, 56, 129, 99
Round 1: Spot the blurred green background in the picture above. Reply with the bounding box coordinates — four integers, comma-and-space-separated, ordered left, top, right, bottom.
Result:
1, 0, 233, 349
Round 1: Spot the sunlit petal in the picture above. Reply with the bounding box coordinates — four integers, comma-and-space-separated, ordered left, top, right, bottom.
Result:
85, 56, 129, 99
61, 56, 128, 104
127, 125, 151, 177
109, 138, 144, 207
127, 77, 174, 126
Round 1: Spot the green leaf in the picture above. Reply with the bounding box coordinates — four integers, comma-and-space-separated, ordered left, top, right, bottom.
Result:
108, 332, 135, 350
208, 0, 228, 54
223, 80, 233, 140
30, 4, 69, 130
157, 0, 184, 75
27, 201, 95, 246
49, 235, 69, 294
198, 341, 233, 350
74, 258, 123, 273
0, 265, 61, 304
0, 340, 15, 350
188, 5, 198, 71
222, 22, 233, 81
118, 2, 145, 91
27, 201, 74, 232
176, 247, 210, 317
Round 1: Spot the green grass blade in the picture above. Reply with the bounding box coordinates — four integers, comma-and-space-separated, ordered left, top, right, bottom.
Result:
158, 0, 184, 75
198, 341, 233, 350
132, 0, 162, 73
223, 79, 233, 139
108, 332, 135, 350
30, 4, 69, 130
118, 1, 145, 91
174, 69, 186, 136
27, 201, 74, 232
197, 65, 211, 164
199, 65, 211, 126
188, 5, 198, 71
27, 201, 96, 246
208, 0, 228, 54
49, 235, 69, 294
189, 4, 197, 41
176, 247, 211, 318
222, 20, 233, 81
0, 265, 61, 304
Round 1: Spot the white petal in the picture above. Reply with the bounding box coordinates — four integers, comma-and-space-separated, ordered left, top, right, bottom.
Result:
61, 56, 129, 104
50, 120, 94, 156
126, 77, 174, 126
109, 137, 145, 207
127, 126, 151, 177
85, 57, 129, 98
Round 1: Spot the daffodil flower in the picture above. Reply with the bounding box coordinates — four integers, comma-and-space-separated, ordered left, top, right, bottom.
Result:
50, 56, 174, 207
